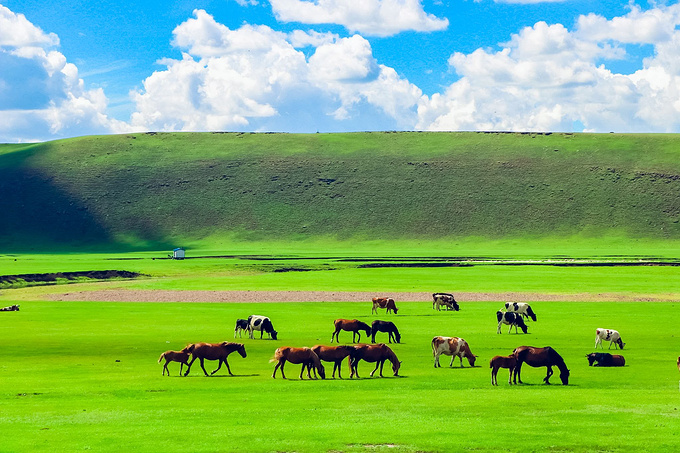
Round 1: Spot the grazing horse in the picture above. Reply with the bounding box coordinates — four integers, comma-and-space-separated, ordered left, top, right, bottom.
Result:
371, 320, 401, 343
158, 345, 193, 376
271, 347, 325, 380
349, 343, 401, 378
586, 352, 625, 367
371, 297, 399, 314
513, 346, 570, 385
331, 319, 371, 343
183, 342, 247, 377
311, 345, 355, 379
490, 355, 516, 386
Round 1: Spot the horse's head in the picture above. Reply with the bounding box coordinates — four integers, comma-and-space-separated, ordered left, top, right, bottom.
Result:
394, 332, 402, 343
237, 344, 247, 358
317, 363, 326, 380
560, 368, 570, 385
392, 360, 402, 376
363, 325, 372, 336
183, 344, 195, 354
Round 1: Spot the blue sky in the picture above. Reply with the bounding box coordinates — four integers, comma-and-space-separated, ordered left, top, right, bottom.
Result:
1, 0, 679, 142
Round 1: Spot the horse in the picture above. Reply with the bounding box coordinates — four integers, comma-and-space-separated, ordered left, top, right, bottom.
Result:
311, 345, 355, 379
371, 320, 401, 343
513, 346, 570, 385
158, 345, 193, 376
183, 342, 247, 377
331, 319, 371, 343
271, 347, 325, 380
349, 343, 401, 378
490, 355, 516, 386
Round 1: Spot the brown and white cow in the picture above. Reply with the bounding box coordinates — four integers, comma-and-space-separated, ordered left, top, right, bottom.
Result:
431, 336, 477, 368
372, 297, 399, 314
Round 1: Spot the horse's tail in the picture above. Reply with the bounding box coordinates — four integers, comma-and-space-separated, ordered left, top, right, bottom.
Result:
158, 352, 165, 363
270, 347, 286, 363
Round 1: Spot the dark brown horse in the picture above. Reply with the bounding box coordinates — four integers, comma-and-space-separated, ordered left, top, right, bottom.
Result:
183, 342, 247, 377
311, 345, 355, 379
371, 320, 401, 343
331, 319, 371, 343
271, 347, 326, 380
513, 346, 569, 385
349, 343, 401, 378
490, 355, 516, 386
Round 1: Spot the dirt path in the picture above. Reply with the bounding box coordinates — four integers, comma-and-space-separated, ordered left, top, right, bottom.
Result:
48, 289, 668, 303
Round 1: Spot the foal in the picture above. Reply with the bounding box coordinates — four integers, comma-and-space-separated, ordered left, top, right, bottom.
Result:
158, 345, 193, 376
490, 355, 516, 386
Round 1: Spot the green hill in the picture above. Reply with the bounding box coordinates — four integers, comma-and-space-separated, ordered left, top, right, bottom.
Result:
3, 131, 680, 253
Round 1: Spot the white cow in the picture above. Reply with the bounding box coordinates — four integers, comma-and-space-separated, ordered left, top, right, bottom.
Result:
595, 328, 625, 349
431, 336, 477, 367
504, 302, 537, 321
248, 315, 278, 340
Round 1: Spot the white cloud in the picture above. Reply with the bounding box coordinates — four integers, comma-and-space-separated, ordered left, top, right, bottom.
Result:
130, 10, 422, 132
269, 0, 448, 36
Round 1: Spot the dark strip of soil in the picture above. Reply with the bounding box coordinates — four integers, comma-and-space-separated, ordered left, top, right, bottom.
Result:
0, 270, 142, 285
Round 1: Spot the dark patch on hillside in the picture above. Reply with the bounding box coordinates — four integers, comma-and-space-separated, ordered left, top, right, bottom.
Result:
0, 270, 143, 287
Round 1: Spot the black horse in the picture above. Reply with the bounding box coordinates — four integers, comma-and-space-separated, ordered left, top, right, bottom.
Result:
513, 346, 569, 385
371, 320, 401, 343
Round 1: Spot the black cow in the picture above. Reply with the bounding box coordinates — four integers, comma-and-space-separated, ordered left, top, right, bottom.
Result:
586, 352, 625, 367
496, 311, 528, 334
247, 315, 278, 340
234, 318, 249, 338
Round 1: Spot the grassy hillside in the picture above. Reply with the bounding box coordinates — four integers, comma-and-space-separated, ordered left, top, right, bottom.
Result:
3, 131, 680, 253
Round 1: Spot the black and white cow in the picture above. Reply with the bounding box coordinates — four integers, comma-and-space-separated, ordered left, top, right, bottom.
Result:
248, 315, 278, 340
432, 293, 460, 311
234, 318, 249, 338
595, 328, 624, 349
504, 302, 536, 321
496, 311, 528, 334
0, 304, 19, 311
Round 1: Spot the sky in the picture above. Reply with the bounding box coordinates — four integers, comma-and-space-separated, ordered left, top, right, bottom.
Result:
2, 0, 680, 142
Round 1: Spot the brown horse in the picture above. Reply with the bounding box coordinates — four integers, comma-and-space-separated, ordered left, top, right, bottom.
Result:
158, 345, 193, 376
311, 345, 355, 379
513, 346, 570, 385
349, 343, 401, 378
183, 342, 247, 377
331, 319, 371, 343
490, 355, 516, 386
271, 347, 326, 380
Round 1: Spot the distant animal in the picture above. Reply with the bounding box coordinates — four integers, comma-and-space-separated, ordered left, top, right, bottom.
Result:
677, 356, 680, 372
331, 319, 371, 343
158, 345, 193, 376
271, 347, 325, 380
513, 346, 569, 385
311, 345, 355, 379
586, 352, 625, 367
0, 304, 19, 311
371, 320, 401, 343
183, 342, 247, 377
504, 302, 537, 321
595, 328, 625, 349
248, 315, 278, 340
490, 355, 516, 386
432, 293, 459, 311
372, 297, 399, 314
234, 319, 249, 338
496, 311, 528, 334
350, 343, 401, 378
431, 336, 477, 368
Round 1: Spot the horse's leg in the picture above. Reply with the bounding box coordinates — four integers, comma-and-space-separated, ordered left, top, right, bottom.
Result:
224, 358, 233, 376
514, 361, 522, 384
184, 355, 198, 377
369, 361, 380, 377
199, 358, 210, 376
179, 362, 184, 376
508, 367, 513, 385
299, 363, 305, 380
379, 360, 385, 377
162, 360, 169, 376
491, 366, 497, 386
544, 366, 553, 384
388, 332, 393, 343
335, 361, 342, 379
273, 360, 281, 378
211, 358, 223, 375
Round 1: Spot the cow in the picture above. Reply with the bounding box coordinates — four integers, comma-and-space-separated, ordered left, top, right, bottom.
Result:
248, 315, 278, 340
431, 336, 477, 368
371, 297, 398, 314
0, 304, 19, 311
595, 328, 624, 349
586, 352, 625, 367
234, 318, 249, 338
432, 293, 459, 311
504, 302, 536, 321
497, 311, 528, 334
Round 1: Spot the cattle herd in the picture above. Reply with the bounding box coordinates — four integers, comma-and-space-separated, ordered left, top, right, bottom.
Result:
157, 294, 630, 385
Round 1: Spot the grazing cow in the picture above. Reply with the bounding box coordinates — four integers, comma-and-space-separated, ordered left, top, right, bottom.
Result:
586, 352, 625, 367
504, 302, 537, 321
490, 355, 516, 386
183, 342, 247, 377
432, 293, 459, 311
234, 319, 249, 338
371, 297, 399, 314
595, 328, 625, 349
311, 345, 355, 379
158, 345, 193, 376
349, 343, 401, 378
331, 319, 371, 343
371, 320, 401, 344
0, 304, 19, 311
497, 311, 528, 334
248, 315, 278, 340
431, 336, 477, 368
271, 347, 325, 380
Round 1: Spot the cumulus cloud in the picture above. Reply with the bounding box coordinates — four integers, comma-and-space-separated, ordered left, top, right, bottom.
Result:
0, 5, 123, 142
417, 3, 680, 133
130, 10, 422, 132
269, 0, 448, 36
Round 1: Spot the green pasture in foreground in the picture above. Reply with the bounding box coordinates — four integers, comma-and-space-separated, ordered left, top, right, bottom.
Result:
2, 299, 680, 452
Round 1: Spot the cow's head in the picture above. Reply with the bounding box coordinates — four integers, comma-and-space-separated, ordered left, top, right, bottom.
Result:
616, 339, 625, 349
468, 354, 478, 367
270, 330, 278, 340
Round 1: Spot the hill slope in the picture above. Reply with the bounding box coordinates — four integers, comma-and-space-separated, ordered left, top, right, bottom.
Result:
2, 131, 680, 252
